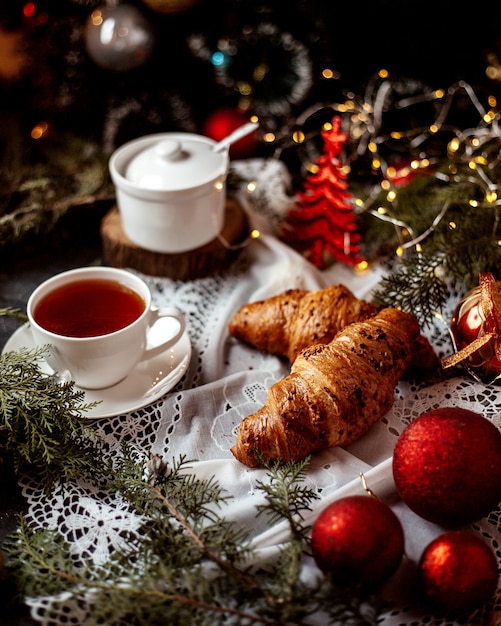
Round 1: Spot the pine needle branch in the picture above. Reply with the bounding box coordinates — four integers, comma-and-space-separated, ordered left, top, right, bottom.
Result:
255, 456, 318, 542
372, 253, 449, 328
4, 451, 381, 625
0, 307, 28, 323
0, 346, 106, 492
252, 457, 321, 622
111, 450, 268, 600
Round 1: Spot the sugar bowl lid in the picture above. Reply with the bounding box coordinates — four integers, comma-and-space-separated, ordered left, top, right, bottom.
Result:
125, 134, 227, 190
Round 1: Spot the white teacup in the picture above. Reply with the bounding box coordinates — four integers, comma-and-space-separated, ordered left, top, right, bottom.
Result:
27, 266, 186, 390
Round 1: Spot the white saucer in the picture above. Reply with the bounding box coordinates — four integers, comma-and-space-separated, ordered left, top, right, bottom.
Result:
2, 323, 192, 419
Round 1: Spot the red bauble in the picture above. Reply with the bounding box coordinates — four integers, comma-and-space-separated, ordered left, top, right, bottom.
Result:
310, 495, 404, 588
447, 275, 501, 384
418, 531, 499, 615
202, 108, 258, 159
392, 407, 501, 526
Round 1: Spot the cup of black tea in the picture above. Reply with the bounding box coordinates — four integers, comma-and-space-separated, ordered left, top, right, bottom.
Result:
27, 266, 186, 389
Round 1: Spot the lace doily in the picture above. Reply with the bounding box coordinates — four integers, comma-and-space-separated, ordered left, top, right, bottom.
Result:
12, 230, 500, 626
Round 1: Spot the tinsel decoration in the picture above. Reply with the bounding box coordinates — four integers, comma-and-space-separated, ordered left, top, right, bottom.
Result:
281, 115, 364, 269
188, 22, 313, 131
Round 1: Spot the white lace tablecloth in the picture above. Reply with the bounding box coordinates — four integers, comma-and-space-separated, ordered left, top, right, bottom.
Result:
17, 185, 501, 625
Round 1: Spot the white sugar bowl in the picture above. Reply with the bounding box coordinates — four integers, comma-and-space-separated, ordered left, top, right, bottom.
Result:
109, 132, 229, 253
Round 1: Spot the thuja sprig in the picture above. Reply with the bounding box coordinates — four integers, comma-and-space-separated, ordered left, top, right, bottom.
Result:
5, 448, 382, 625
0, 307, 28, 323
372, 252, 449, 328
0, 346, 106, 492
111, 451, 257, 573
256, 457, 318, 537
252, 458, 319, 623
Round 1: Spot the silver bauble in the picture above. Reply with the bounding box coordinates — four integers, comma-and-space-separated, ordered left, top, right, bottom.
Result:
84, 4, 155, 72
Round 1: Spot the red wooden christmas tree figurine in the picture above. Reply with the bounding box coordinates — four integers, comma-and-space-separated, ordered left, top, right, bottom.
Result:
282, 115, 365, 269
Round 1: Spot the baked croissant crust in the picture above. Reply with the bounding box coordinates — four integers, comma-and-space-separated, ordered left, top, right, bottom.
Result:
231, 308, 419, 467
228, 284, 381, 362
228, 284, 438, 374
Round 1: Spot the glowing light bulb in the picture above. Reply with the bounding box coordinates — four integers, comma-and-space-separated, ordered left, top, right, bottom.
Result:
355, 260, 369, 272
31, 121, 49, 139
23, 2, 35, 17
322, 68, 338, 79
90, 10, 103, 26
211, 51, 225, 67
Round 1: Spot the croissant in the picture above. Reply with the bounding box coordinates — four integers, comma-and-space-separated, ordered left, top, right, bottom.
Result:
228, 284, 381, 362
228, 284, 438, 374
231, 308, 419, 467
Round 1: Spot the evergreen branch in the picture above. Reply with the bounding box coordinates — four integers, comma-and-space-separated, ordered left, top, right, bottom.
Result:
0, 132, 114, 248
372, 253, 449, 328
371, 200, 501, 328
253, 457, 320, 623
4, 451, 380, 625
0, 307, 28, 323
0, 346, 106, 492
6, 518, 279, 626
255, 457, 318, 541
359, 153, 501, 327
111, 450, 270, 602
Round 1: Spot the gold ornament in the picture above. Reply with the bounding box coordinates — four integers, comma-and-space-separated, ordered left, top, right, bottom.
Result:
142, 0, 198, 14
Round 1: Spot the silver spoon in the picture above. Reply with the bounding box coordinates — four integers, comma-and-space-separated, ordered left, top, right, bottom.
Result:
212, 121, 259, 153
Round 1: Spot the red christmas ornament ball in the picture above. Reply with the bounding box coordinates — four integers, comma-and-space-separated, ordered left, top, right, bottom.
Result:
418, 531, 499, 615
392, 407, 501, 526
202, 108, 258, 159
310, 495, 405, 588
450, 282, 501, 383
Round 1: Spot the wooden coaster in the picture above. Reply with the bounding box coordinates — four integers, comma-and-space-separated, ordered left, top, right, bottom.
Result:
101, 198, 249, 280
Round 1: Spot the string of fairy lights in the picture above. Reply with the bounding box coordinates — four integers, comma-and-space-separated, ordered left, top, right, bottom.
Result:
239, 69, 501, 266
359, 77, 501, 258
